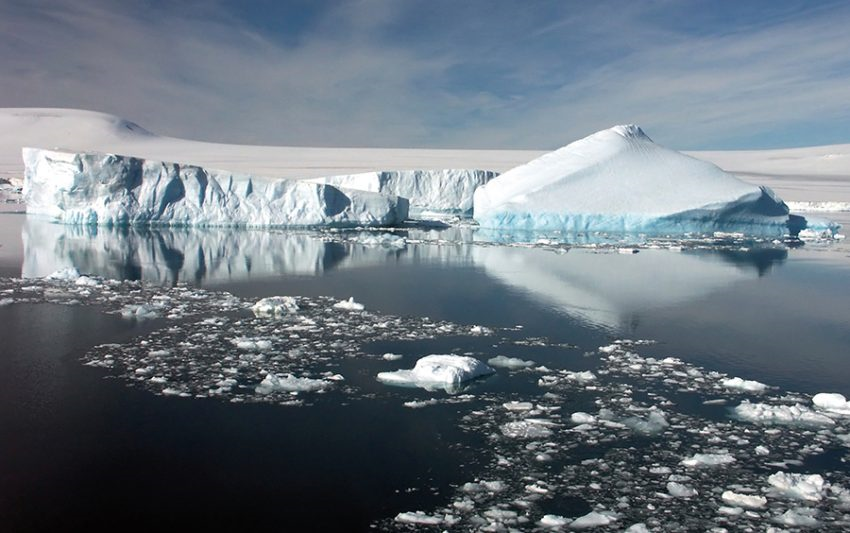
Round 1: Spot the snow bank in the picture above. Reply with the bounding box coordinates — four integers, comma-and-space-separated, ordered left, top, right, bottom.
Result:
377, 354, 494, 392
309, 169, 496, 216
23, 148, 408, 227
473, 125, 813, 237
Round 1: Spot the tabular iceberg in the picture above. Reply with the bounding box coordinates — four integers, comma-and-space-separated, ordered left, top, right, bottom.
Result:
308, 169, 496, 216
473, 125, 811, 237
23, 148, 408, 227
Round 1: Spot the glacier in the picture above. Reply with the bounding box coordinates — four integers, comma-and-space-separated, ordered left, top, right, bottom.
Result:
473, 125, 816, 237
308, 169, 496, 216
23, 148, 408, 227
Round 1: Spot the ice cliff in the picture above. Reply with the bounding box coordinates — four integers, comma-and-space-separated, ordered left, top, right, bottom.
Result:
473, 125, 811, 237
23, 148, 408, 227
308, 169, 496, 216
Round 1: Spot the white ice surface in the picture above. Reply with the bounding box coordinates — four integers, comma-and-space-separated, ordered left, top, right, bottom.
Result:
23, 148, 407, 227
252, 296, 299, 317
767, 472, 827, 501
474, 125, 805, 236
376, 354, 494, 393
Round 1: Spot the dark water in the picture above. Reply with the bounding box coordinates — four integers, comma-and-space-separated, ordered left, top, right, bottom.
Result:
2, 214, 850, 530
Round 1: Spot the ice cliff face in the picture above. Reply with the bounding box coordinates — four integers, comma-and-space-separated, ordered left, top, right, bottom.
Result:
23, 148, 408, 227
309, 169, 496, 216
473, 125, 808, 237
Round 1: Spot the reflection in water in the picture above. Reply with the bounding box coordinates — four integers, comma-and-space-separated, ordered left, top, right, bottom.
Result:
21, 217, 786, 331
471, 245, 786, 331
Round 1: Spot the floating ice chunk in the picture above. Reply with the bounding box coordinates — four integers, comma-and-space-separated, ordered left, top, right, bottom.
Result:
812, 392, 850, 415
119, 304, 161, 320
382, 352, 403, 361
539, 514, 571, 527
767, 472, 826, 501
473, 124, 807, 237
681, 452, 736, 468
622, 410, 669, 435
376, 354, 494, 393
349, 232, 407, 248
0, 297, 14, 306
230, 337, 272, 351
569, 510, 618, 529
46, 267, 80, 280
772, 508, 820, 527
721, 490, 767, 509
462, 480, 505, 493
721, 377, 769, 393
333, 297, 365, 311
252, 296, 299, 316
733, 401, 835, 427
571, 412, 597, 425
755, 445, 770, 456
394, 511, 446, 525
503, 401, 534, 411
255, 373, 333, 394
623, 524, 651, 533
500, 419, 558, 439
667, 481, 698, 498
565, 370, 596, 383
75, 275, 100, 286
487, 355, 535, 369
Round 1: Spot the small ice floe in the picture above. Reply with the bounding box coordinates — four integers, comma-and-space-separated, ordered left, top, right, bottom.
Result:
721, 377, 769, 393
617, 248, 639, 254
772, 507, 820, 527
681, 452, 736, 468
721, 490, 767, 509
45, 267, 80, 280
767, 472, 827, 501
394, 511, 448, 525
500, 419, 559, 439
376, 354, 494, 393
332, 297, 365, 311
538, 514, 570, 527
251, 296, 299, 317
812, 392, 850, 416
255, 373, 335, 394
569, 510, 618, 529
75, 275, 100, 286
469, 325, 493, 335
230, 337, 273, 351
119, 304, 161, 320
623, 524, 651, 533
620, 410, 669, 435
733, 401, 835, 427
462, 480, 505, 493
570, 412, 597, 425
667, 481, 698, 498
381, 352, 403, 361
350, 232, 407, 248
487, 355, 535, 369
0, 297, 14, 306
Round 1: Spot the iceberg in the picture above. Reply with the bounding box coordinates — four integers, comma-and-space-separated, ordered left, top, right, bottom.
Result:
308, 169, 496, 217
473, 125, 813, 237
22, 148, 408, 227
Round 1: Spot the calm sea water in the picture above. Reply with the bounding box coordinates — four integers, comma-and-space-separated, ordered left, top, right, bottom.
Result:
1, 213, 849, 530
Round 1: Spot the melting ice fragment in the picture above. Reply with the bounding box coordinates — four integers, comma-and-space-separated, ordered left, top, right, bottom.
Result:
473, 124, 816, 237
251, 296, 299, 317
255, 373, 334, 394
376, 354, 494, 393
812, 392, 850, 416
332, 297, 365, 311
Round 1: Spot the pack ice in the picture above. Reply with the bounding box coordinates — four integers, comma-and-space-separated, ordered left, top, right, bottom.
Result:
473, 125, 813, 237
22, 148, 408, 227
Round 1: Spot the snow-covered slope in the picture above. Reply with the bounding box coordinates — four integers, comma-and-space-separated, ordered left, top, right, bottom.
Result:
23, 148, 407, 227
0, 108, 534, 182
473, 125, 808, 236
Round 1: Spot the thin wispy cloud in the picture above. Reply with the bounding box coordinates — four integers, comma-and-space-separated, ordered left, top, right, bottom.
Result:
1, 0, 848, 149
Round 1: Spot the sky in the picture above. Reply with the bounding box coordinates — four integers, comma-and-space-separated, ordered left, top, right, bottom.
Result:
1, 0, 849, 150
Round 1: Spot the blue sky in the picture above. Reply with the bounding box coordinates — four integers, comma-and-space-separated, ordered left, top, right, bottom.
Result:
2, 0, 849, 150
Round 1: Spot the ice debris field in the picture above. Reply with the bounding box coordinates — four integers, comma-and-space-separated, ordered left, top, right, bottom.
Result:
3, 269, 850, 531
